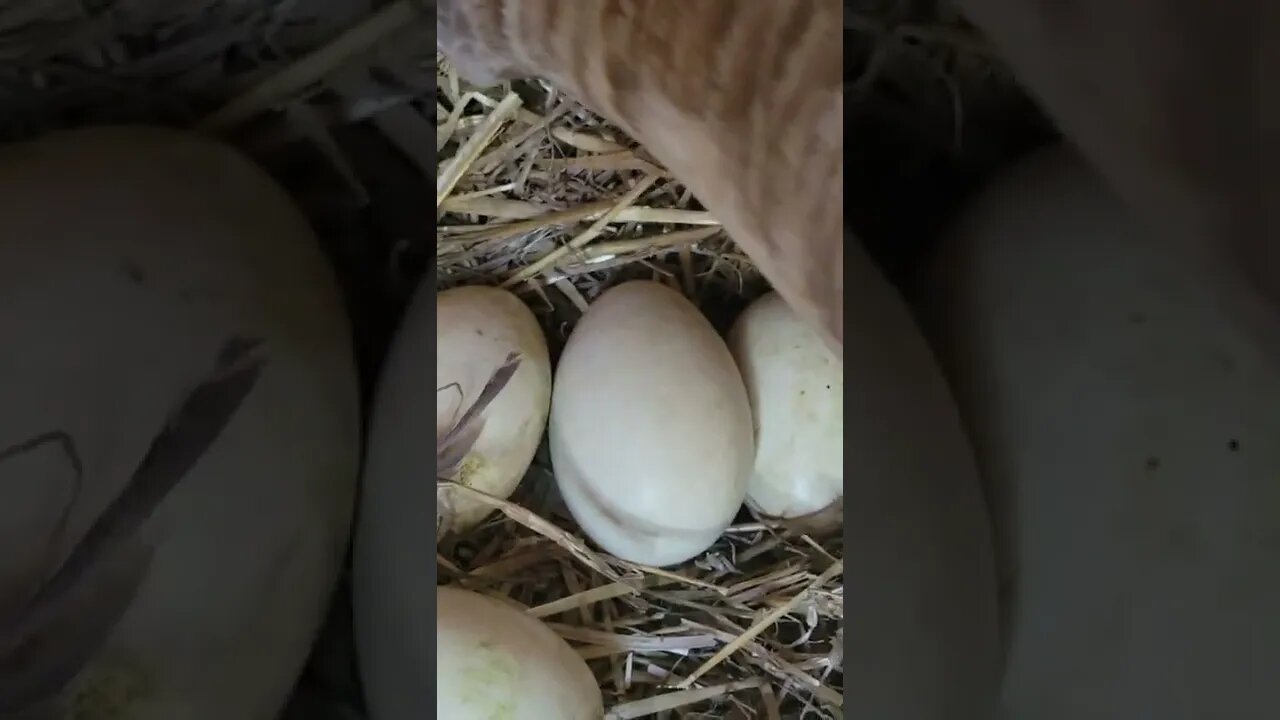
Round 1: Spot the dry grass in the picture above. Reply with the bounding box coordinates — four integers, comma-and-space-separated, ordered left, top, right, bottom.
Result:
437, 481, 843, 720
0, 0, 369, 136
435, 58, 842, 718
434, 66, 769, 328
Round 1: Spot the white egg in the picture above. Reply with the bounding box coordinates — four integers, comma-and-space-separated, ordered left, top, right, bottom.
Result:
832, 232, 1001, 718
435, 285, 552, 531
437, 587, 602, 720
355, 284, 550, 719
923, 146, 1280, 719
549, 280, 753, 567
0, 126, 358, 719
728, 292, 843, 526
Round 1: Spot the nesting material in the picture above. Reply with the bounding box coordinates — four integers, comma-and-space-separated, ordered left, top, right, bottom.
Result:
436, 58, 843, 719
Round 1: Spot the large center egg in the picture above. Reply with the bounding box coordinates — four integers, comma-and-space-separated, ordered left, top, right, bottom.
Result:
548, 281, 753, 567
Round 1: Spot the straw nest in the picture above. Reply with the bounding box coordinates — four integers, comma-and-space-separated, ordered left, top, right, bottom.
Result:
435, 62, 838, 718
2, 1, 1051, 718
434, 6, 1045, 720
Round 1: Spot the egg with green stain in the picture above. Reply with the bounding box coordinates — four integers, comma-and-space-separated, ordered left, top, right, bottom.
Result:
355, 285, 551, 720
434, 285, 552, 532
0, 127, 359, 720
437, 587, 601, 720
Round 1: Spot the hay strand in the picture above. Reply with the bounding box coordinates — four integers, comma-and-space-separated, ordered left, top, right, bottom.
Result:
197, 0, 427, 131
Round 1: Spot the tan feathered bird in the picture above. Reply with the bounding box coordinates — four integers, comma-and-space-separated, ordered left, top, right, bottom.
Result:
437, 0, 845, 357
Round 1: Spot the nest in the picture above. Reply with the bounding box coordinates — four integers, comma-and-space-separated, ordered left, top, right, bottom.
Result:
432, 6, 1047, 716
436, 60, 842, 716
2, 1, 1053, 718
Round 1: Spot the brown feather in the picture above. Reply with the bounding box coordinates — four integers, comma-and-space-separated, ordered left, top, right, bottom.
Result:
438, 0, 845, 357
0, 336, 266, 713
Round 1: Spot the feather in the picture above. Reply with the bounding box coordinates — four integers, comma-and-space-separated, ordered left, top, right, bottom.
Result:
437, 0, 845, 358
0, 335, 266, 713
436, 351, 522, 478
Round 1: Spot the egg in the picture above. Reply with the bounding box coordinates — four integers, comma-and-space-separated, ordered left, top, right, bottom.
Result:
435, 285, 552, 531
437, 586, 602, 720
922, 146, 1280, 719
0, 126, 358, 719
355, 284, 549, 719
728, 292, 843, 528
548, 280, 753, 567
